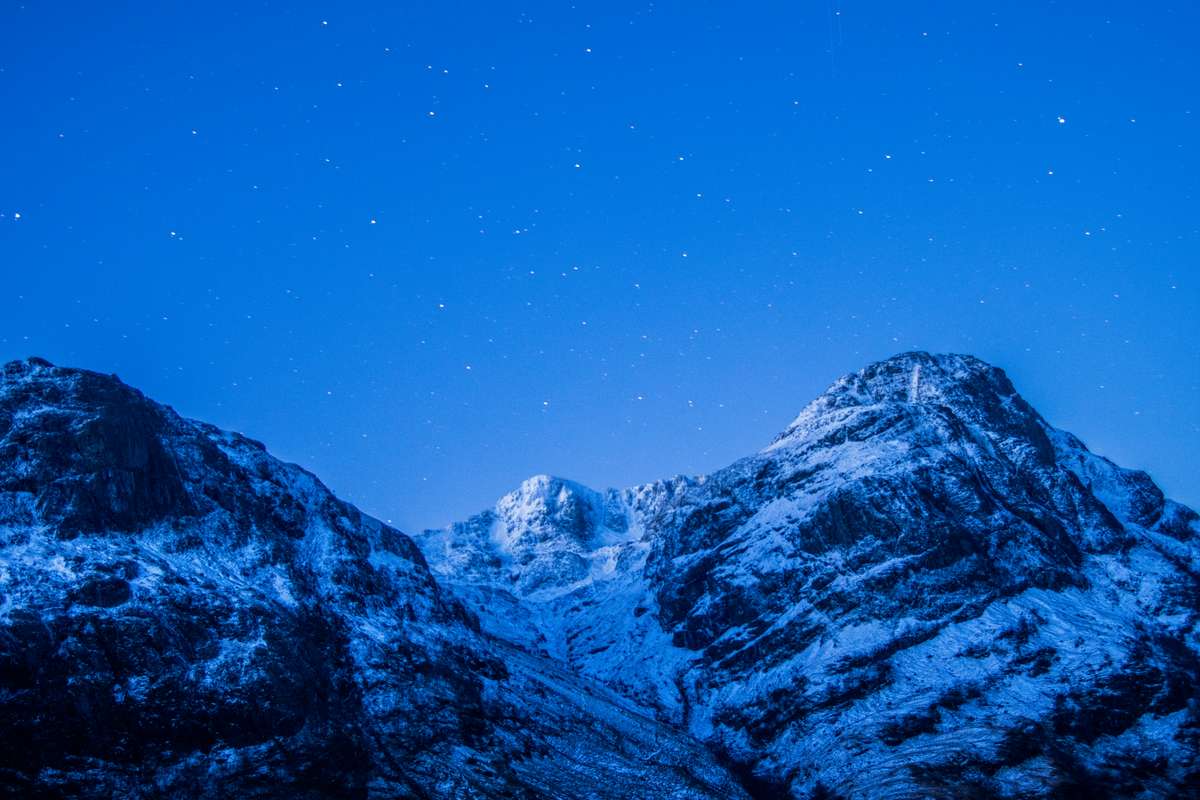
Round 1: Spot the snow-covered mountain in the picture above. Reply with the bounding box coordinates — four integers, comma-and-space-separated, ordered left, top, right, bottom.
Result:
415, 352, 1200, 798
0, 358, 745, 799
2, 352, 1196, 798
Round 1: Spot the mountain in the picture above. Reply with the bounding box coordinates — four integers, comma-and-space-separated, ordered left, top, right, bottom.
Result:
415, 352, 1200, 798
0, 358, 746, 799
2, 353, 1196, 799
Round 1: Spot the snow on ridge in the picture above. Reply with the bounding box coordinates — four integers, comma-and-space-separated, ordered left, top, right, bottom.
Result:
766, 351, 1011, 452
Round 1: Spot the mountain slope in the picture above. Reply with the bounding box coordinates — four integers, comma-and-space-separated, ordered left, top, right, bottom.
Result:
0, 358, 746, 799
416, 352, 1200, 798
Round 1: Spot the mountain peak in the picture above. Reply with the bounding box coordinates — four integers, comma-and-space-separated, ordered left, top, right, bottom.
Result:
508, 472, 596, 500
767, 351, 1035, 452
1, 357, 144, 410
0, 356, 195, 537
812, 350, 1010, 407
3, 355, 55, 373
851, 350, 1005, 398
493, 473, 612, 551
2, 356, 73, 389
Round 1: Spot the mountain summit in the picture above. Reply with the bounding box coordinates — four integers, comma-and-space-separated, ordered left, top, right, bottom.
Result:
1, 353, 1196, 798
768, 351, 1046, 450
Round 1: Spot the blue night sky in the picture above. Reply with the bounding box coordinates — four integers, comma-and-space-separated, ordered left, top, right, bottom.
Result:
1, 2, 1197, 530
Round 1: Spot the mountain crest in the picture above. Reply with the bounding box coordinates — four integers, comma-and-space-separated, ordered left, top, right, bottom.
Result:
766, 351, 1049, 459
5, 353, 1198, 798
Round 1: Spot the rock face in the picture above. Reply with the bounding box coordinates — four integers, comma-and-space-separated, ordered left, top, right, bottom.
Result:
416, 352, 1200, 798
0, 359, 746, 799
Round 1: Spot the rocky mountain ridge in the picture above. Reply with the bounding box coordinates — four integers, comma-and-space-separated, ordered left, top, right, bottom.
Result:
1, 352, 1197, 798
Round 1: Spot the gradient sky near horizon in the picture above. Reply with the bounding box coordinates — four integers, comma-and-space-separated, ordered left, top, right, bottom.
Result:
1, 2, 1197, 530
